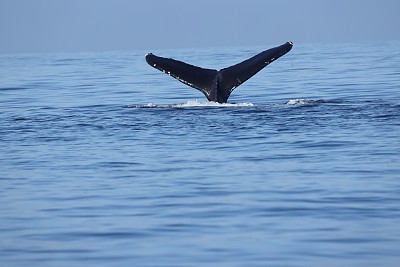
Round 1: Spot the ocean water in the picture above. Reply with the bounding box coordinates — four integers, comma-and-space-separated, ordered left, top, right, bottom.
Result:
1, 42, 399, 266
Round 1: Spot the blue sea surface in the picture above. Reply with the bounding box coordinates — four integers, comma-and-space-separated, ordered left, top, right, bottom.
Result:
1, 42, 400, 266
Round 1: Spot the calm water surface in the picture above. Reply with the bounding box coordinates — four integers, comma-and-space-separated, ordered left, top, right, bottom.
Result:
1, 42, 400, 266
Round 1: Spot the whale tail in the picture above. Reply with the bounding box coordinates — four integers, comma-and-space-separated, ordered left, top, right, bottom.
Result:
145, 41, 293, 103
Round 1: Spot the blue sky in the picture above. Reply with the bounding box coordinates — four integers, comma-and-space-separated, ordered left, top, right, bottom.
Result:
0, 0, 399, 53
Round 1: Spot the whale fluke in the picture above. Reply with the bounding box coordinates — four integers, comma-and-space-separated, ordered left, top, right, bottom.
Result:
145, 41, 293, 103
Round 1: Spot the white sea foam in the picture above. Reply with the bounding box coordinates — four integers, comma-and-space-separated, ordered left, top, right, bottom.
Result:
177, 100, 254, 107
286, 99, 308, 105
127, 100, 255, 108
285, 99, 326, 105
126, 99, 326, 108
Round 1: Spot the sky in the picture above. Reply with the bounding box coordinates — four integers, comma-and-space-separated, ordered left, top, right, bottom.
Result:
0, 0, 399, 54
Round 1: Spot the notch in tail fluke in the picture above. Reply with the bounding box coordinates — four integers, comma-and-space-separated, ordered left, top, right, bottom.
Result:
145, 41, 293, 103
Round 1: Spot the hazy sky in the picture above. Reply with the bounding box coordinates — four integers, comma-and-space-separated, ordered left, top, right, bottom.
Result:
0, 0, 399, 53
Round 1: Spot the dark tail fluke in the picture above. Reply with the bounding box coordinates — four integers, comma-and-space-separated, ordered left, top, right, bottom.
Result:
218, 42, 293, 102
145, 54, 218, 100
145, 41, 293, 103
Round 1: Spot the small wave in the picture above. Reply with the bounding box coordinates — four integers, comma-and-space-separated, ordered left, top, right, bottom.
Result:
285, 99, 327, 105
